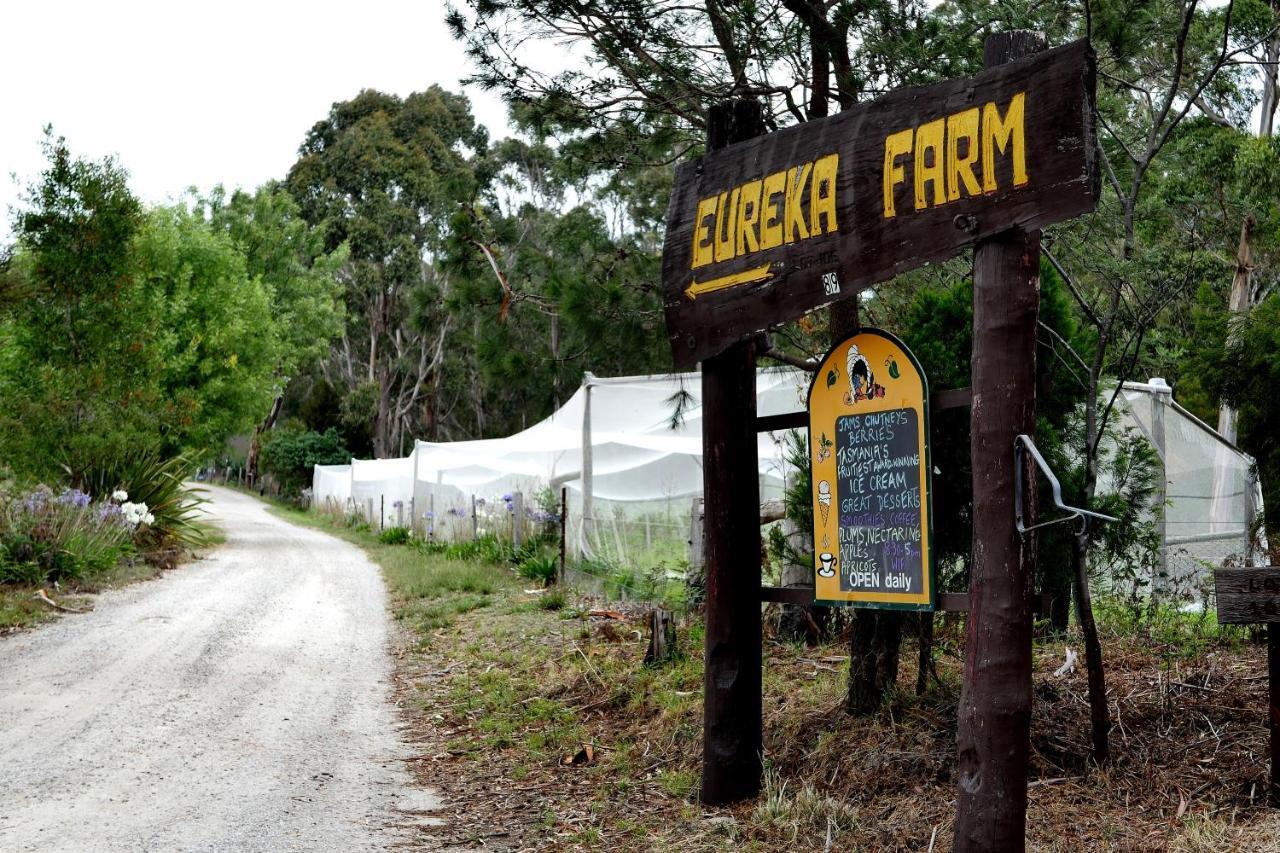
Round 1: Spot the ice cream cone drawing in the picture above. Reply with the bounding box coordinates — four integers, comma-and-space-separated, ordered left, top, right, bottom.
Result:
817, 480, 831, 527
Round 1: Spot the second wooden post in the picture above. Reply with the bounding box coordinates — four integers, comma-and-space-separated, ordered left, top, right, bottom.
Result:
953, 30, 1047, 853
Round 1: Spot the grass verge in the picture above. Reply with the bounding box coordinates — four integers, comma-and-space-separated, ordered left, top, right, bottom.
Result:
267, 503, 1280, 851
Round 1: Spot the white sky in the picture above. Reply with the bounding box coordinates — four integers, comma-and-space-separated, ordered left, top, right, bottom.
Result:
0, 0, 515, 242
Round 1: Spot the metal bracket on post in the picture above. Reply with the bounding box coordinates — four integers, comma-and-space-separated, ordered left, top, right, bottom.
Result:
1014, 434, 1117, 535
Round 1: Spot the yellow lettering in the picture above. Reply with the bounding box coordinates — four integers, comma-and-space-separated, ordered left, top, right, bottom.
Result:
882, 128, 913, 218
784, 163, 812, 243
691, 195, 718, 268
946, 108, 981, 202
759, 171, 786, 250
982, 92, 1027, 193
735, 179, 763, 256
809, 154, 839, 235
914, 118, 945, 211
714, 188, 739, 263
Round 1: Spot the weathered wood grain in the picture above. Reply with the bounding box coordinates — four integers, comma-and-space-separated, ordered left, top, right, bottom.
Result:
662, 39, 1097, 367
1215, 567, 1280, 624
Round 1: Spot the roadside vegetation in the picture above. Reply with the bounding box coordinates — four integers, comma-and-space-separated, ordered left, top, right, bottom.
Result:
0, 458, 218, 632
278, 500, 1280, 850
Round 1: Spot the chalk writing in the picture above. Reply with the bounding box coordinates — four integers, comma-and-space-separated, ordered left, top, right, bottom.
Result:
834, 408, 925, 594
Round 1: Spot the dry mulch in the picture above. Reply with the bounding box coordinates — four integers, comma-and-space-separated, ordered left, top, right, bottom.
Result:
389, 599, 1280, 852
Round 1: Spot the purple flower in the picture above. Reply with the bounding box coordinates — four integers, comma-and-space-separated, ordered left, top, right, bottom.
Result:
392, 500, 404, 509
57, 488, 92, 509
22, 486, 53, 513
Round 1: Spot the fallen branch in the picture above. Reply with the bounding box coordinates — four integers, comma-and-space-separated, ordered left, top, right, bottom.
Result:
34, 589, 87, 613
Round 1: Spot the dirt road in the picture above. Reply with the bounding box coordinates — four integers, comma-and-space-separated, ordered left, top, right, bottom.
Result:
0, 486, 440, 852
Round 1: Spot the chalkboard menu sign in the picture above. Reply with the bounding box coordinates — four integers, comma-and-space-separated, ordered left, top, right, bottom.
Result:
808, 329, 934, 610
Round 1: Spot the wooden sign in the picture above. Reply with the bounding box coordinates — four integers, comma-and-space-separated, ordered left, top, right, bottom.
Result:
1215, 567, 1280, 624
808, 329, 933, 610
661, 39, 1097, 367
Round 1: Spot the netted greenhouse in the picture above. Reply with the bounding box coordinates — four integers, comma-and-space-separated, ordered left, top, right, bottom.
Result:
312, 368, 809, 575
1098, 378, 1266, 600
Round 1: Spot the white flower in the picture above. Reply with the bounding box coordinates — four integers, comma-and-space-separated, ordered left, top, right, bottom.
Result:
120, 501, 154, 527
111, 490, 129, 502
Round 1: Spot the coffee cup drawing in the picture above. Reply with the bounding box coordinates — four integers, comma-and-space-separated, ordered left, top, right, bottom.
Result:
817, 552, 837, 578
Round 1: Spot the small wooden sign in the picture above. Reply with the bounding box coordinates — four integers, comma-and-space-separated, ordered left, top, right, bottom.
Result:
661, 39, 1097, 367
1215, 568, 1280, 624
808, 329, 933, 610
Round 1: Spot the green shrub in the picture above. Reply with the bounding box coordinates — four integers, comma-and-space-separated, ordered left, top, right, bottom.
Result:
259, 428, 349, 496
517, 554, 559, 586
77, 453, 209, 551
378, 526, 411, 545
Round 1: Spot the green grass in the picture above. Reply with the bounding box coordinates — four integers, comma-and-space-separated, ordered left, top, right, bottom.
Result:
0, 586, 55, 632
269, 503, 517, 638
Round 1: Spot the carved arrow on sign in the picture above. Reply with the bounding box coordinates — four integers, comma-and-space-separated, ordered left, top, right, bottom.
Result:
683, 264, 772, 300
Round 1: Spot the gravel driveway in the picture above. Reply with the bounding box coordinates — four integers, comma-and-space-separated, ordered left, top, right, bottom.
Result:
0, 485, 440, 852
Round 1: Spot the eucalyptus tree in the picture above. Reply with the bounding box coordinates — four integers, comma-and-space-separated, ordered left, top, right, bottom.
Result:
285, 87, 490, 457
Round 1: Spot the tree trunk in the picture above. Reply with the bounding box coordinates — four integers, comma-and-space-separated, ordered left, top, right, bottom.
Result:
1071, 531, 1110, 763
245, 392, 285, 482
1260, 23, 1279, 139
1216, 215, 1255, 444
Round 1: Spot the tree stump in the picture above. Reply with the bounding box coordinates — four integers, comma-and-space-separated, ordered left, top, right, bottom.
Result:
644, 608, 677, 666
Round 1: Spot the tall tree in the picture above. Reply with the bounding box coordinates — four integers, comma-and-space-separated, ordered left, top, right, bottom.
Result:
0, 131, 153, 477
196, 186, 346, 479
285, 87, 489, 457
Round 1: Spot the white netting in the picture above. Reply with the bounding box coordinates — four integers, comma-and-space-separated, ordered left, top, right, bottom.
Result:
410, 368, 807, 562
311, 464, 351, 509
1098, 379, 1266, 598
350, 456, 415, 528
312, 368, 807, 578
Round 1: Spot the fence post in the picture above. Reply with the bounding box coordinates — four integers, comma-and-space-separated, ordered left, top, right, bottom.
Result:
472, 494, 478, 539
367, 498, 374, 525
410, 496, 416, 536
559, 486, 568, 583
686, 497, 705, 605
512, 491, 524, 551
429, 493, 435, 538
380, 495, 385, 531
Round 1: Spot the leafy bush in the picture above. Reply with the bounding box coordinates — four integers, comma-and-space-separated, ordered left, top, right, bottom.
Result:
378, 526, 411, 545
259, 428, 349, 496
77, 454, 209, 552
0, 486, 136, 585
517, 553, 559, 586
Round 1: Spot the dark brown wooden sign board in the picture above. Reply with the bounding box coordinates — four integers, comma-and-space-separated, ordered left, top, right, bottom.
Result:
661, 39, 1097, 367
1216, 567, 1280, 624
1214, 567, 1280, 806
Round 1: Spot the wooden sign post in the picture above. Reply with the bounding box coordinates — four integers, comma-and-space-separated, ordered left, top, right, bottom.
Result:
698, 100, 766, 807
1214, 567, 1280, 805
807, 329, 934, 610
660, 30, 1097, 824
